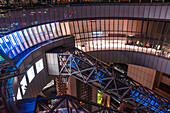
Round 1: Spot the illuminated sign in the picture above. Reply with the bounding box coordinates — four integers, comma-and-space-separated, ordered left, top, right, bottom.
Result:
93, 31, 103, 37
128, 35, 134, 37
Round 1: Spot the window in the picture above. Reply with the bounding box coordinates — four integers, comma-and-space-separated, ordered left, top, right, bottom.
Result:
4, 36, 17, 56
60, 23, 66, 36
93, 31, 103, 37
13, 32, 25, 51
27, 66, 35, 83
23, 29, 33, 47
8, 34, 21, 54
37, 26, 45, 42
7, 36, 18, 58
69, 21, 75, 34
56, 22, 62, 36
0, 37, 14, 58
18, 31, 29, 49
51, 23, 58, 38
42, 25, 49, 40
0, 37, 9, 53
17, 88, 22, 100
33, 27, 41, 43
20, 76, 27, 95
65, 22, 71, 35
46, 24, 54, 39
35, 58, 44, 74
28, 28, 37, 45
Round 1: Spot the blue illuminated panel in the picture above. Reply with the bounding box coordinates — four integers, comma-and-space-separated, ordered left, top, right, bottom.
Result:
0, 38, 13, 59
3, 36, 16, 58
13, 32, 25, 51
32, 27, 41, 43
65, 22, 71, 35
41, 25, 49, 40
0, 21, 71, 59
18, 31, 29, 49
37, 26, 45, 42
46, 24, 54, 39
8, 34, 21, 54
28, 28, 37, 45
0, 37, 8, 53
23, 29, 33, 47
0, 37, 14, 58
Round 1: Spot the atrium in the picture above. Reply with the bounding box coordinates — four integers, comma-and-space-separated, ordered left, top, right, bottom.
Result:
0, 0, 170, 113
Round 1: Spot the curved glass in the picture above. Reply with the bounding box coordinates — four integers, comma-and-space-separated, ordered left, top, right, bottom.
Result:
0, 21, 71, 59
70, 19, 170, 58
0, 19, 169, 59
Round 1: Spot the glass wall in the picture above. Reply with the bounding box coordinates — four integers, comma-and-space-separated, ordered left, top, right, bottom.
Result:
69, 19, 170, 58
0, 19, 169, 59
0, 21, 71, 59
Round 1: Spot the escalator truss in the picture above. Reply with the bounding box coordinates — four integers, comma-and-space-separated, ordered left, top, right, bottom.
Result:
54, 47, 170, 113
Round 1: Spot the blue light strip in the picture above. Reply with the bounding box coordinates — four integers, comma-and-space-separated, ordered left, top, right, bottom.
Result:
1, 36, 10, 51
7, 35, 19, 55
0, 38, 6, 53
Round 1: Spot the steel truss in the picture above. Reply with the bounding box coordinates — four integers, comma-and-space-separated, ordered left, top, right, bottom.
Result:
34, 94, 121, 113
0, 49, 24, 112
53, 47, 170, 113
0, 49, 22, 80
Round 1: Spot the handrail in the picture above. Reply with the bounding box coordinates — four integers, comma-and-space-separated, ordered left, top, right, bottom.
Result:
0, 49, 22, 112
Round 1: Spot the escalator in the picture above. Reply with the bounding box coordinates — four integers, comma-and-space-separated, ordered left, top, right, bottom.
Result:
46, 47, 170, 113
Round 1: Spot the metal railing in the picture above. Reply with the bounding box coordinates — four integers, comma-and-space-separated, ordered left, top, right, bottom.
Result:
0, 48, 25, 112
